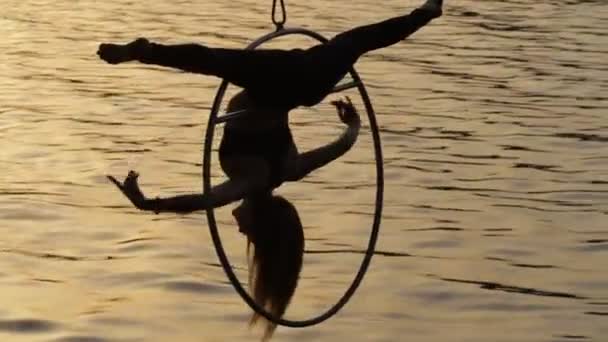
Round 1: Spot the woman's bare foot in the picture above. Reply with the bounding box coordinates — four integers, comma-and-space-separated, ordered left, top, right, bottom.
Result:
97, 38, 149, 64
420, 0, 443, 17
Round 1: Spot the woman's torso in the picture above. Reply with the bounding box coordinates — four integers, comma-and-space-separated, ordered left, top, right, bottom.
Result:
218, 92, 295, 189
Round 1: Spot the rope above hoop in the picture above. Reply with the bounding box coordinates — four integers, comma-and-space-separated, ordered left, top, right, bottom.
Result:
203, 27, 384, 327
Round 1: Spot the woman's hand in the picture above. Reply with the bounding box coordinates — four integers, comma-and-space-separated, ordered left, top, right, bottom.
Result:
107, 170, 148, 209
331, 96, 360, 127
97, 38, 149, 64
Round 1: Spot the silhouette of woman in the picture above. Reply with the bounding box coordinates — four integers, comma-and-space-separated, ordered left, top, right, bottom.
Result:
103, 0, 442, 336
97, 0, 443, 112
107, 94, 359, 338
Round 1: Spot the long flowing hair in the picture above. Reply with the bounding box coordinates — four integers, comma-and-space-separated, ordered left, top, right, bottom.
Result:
246, 195, 304, 340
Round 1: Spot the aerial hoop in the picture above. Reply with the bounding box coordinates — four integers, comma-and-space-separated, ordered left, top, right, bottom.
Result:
202, 27, 384, 327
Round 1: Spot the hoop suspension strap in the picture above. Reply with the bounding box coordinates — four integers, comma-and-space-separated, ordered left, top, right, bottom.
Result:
272, 0, 287, 30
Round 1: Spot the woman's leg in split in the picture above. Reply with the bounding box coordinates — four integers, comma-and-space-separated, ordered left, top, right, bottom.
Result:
133, 43, 303, 92
323, 0, 443, 62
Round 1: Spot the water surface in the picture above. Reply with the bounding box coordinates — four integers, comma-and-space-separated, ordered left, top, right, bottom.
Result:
1, 0, 607, 341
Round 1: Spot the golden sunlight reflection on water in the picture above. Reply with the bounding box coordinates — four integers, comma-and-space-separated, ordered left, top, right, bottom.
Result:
1, 0, 607, 341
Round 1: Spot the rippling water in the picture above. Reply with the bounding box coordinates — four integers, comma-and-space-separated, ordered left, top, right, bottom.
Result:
1, 0, 607, 341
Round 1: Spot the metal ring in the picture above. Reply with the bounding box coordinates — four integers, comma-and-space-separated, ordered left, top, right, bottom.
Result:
203, 27, 384, 327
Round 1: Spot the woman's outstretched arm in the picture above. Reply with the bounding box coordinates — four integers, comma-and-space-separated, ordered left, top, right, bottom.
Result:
107, 171, 255, 214
285, 97, 360, 182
